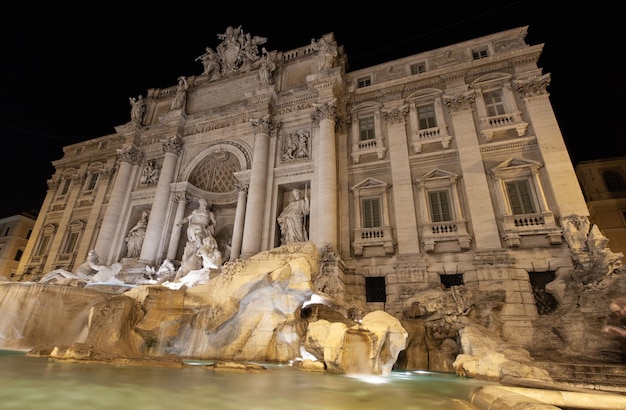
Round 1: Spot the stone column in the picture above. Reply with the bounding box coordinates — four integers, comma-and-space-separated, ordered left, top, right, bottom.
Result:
514, 74, 588, 217
312, 101, 338, 250
94, 147, 141, 263
166, 192, 187, 260
141, 136, 182, 262
382, 104, 420, 254
444, 91, 501, 249
240, 115, 272, 258
230, 182, 249, 260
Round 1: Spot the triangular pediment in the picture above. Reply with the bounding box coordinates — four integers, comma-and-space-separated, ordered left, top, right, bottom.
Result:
351, 177, 388, 192
492, 157, 542, 171
417, 168, 458, 182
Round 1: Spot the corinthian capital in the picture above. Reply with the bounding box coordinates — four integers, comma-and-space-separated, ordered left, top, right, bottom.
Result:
311, 100, 337, 125
250, 114, 273, 135
514, 73, 551, 97
116, 147, 143, 165
443, 90, 476, 111
382, 105, 409, 125
161, 135, 183, 155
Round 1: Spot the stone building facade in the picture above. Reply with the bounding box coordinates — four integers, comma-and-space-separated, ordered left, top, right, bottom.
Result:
0, 211, 36, 279
15, 26, 596, 342
576, 156, 626, 257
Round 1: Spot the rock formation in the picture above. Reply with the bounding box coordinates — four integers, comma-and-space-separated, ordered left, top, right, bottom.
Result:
0, 243, 406, 376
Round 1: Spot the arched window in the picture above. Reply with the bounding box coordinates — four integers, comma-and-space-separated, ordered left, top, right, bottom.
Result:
603, 170, 626, 192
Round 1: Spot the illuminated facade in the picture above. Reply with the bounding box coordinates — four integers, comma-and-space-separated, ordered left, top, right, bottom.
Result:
16, 26, 596, 341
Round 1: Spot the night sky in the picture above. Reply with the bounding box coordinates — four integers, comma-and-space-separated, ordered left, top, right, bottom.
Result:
2, 2, 624, 217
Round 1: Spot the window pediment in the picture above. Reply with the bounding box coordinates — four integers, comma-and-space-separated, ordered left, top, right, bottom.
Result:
471, 72, 512, 90
351, 177, 389, 192
491, 157, 542, 178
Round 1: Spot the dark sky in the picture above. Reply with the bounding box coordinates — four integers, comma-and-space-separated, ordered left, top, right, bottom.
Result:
1, 2, 624, 217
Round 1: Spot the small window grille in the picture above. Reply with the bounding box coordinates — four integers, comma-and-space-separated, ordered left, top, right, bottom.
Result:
411, 63, 426, 75
440, 274, 464, 288
529, 271, 558, 315
365, 277, 386, 302
357, 77, 371, 88
472, 48, 488, 60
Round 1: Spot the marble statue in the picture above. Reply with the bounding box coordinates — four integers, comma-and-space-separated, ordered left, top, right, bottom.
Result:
170, 76, 189, 111
311, 37, 337, 71
124, 211, 149, 258
277, 188, 310, 244
129, 95, 145, 124
176, 198, 217, 277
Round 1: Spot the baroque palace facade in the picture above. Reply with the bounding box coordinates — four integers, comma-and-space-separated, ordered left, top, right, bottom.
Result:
16, 26, 594, 341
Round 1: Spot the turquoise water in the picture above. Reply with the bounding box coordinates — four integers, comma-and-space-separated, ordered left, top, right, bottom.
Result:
0, 351, 490, 409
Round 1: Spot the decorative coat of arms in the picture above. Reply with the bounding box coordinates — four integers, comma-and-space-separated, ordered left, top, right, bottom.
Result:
197, 26, 268, 79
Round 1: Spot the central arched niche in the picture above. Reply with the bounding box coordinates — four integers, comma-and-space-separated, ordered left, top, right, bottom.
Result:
180, 143, 250, 261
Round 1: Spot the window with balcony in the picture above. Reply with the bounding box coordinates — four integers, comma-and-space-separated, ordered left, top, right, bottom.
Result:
429, 190, 451, 222
407, 89, 452, 153
418, 104, 437, 129
491, 158, 562, 247
34, 223, 56, 261
359, 116, 375, 141
415, 169, 471, 252
362, 197, 381, 228
471, 73, 528, 142
484, 90, 506, 117
57, 219, 85, 263
350, 103, 386, 163
351, 178, 394, 256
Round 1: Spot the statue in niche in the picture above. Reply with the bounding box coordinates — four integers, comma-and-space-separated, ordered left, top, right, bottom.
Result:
176, 198, 217, 277
170, 76, 189, 111
311, 37, 337, 71
125, 211, 149, 258
140, 159, 160, 185
129, 95, 145, 124
277, 188, 310, 245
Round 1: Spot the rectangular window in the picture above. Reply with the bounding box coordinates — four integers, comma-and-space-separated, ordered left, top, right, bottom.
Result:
362, 197, 381, 228
63, 231, 80, 254
484, 90, 506, 116
359, 116, 375, 141
357, 77, 371, 88
36, 234, 51, 256
26, 229, 32, 240
472, 48, 488, 60
85, 173, 98, 191
14, 249, 23, 261
429, 191, 451, 222
410, 62, 426, 75
417, 104, 437, 129
365, 277, 386, 302
506, 180, 536, 214
59, 179, 71, 196
3, 227, 10, 236
98, 141, 108, 150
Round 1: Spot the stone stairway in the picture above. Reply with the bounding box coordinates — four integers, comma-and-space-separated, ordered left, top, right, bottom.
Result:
533, 361, 626, 394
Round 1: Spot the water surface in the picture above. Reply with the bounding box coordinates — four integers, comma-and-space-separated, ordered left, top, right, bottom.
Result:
0, 351, 490, 409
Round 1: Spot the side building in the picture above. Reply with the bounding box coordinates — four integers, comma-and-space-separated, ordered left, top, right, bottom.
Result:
576, 156, 626, 257
0, 211, 36, 279
16, 26, 598, 343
